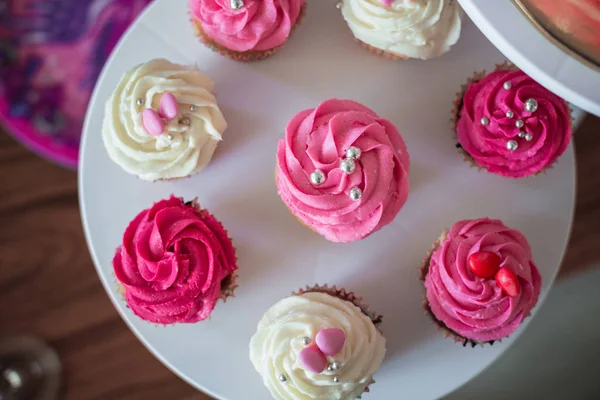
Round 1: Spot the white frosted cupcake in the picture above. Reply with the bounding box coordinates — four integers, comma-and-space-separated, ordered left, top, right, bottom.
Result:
102, 58, 226, 181
250, 285, 386, 400
338, 0, 462, 60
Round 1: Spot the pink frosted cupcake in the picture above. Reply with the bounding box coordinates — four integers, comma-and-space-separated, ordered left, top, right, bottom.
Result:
454, 67, 571, 178
189, 0, 306, 61
276, 99, 410, 243
113, 196, 238, 324
421, 218, 542, 346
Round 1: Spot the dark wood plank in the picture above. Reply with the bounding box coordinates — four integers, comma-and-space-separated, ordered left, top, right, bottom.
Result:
0, 115, 598, 399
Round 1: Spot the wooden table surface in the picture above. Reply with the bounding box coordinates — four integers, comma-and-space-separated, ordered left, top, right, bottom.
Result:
1, 117, 599, 400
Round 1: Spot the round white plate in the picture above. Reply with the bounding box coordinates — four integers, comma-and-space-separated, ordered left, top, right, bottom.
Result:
79, 1, 576, 399
459, 0, 600, 117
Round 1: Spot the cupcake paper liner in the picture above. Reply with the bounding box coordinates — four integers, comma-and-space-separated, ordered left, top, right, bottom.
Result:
114, 197, 239, 326
190, 3, 307, 62
451, 61, 573, 177
419, 230, 496, 347
354, 38, 409, 61
293, 283, 383, 329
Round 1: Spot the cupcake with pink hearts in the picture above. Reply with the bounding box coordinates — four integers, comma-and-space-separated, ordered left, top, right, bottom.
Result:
249, 284, 386, 400
102, 59, 227, 182
276, 98, 410, 243
420, 218, 542, 346
113, 196, 238, 324
189, 0, 306, 62
453, 64, 572, 178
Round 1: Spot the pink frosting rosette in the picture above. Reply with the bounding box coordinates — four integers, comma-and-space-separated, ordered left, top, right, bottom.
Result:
113, 196, 238, 324
456, 69, 571, 178
189, 0, 305, 52
424, 218, 542, 342
276, 99, 410, 243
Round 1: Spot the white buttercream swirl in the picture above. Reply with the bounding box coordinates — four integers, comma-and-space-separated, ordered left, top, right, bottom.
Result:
102, 58, 226, 181
249, 292, 386, 400
340, 0, 462, 60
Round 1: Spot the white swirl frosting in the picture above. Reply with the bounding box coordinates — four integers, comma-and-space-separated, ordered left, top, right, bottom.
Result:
340, 0, 462, 60
249, 292, 386, 400
102, 58, 226, 181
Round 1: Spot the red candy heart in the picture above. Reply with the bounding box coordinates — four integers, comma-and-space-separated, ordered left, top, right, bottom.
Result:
495, 267, 521, 297
468, 251, 501, 279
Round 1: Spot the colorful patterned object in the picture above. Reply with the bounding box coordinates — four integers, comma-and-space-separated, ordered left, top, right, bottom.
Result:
0, 0, 152, 168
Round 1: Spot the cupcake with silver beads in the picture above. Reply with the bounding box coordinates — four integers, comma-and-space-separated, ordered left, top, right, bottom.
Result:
102, 59, 227, 181
249, 284, 386, 400
452, 63, 572, 178
275, 98, 410, 243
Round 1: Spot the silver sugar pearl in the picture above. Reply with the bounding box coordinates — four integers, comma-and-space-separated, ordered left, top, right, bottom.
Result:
335, 1, 342, 9
333, 376, 340, 383
310, 170, 326, 186
180, 117, 191, 126
166, 133, 174, 140
230, 0, 244, 10
278, 373, 287, 382
515, 120, 524, 128
524, 98, 538, 113
136, 98, 144, 106
327, 365, 334, 372
340, 158, 356, 174
349, 187, 362, 201
525, 133, 533, 141
190, 105, 197, 112
346, 146, 361, 160
331, 362, 341, 371
506, 110, 514, 118
506, 140, 518, 151
503, 81, 512, 90
302, 337, 311, 345
480, 117, 490, 126
517, 131, 525, 138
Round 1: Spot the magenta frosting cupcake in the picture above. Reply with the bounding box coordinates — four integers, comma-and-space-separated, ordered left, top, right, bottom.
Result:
189, 0, 306, 61
276, 99, 410, 243
455, 67, 571, 178
113, 196, 238, 324
421, 218, 542, 345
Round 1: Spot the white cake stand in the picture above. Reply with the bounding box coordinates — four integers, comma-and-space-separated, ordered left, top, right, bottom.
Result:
459, 0, 600, 116
79, 1, 578, 399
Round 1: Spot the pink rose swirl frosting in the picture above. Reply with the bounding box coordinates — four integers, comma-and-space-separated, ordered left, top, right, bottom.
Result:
276, 99, 410, 243
425, 218, 542, 342
457, 69, 571, 178
189, 0, 305, 52
113, 196, 238, 324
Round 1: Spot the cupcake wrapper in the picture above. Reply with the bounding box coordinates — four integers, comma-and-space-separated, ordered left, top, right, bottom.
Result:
115, 197, 239, 326
190, 3, 306, 62
452, 61, 573, 177
419, 230, 497, 347
355, 38, 409, 61
293, 284, 383, 329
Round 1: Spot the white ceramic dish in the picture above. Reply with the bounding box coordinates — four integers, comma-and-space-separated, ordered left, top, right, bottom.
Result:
79, 1, 577, 399
459, 0, 600, 116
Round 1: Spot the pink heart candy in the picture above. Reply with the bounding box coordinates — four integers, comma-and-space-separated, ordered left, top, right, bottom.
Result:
381, 0, 394, 6
315, 328, 346, 356
159, 92, 178, 120
298, 344, 327, 373
142, 109, 164, 136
